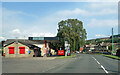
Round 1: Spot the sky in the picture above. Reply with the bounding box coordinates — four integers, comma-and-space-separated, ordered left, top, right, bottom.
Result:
0, 1, 119, 41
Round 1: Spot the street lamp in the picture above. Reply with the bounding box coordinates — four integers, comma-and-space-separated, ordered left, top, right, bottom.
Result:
112, 28, 114, 55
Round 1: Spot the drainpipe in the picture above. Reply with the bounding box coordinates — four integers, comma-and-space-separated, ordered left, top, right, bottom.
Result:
16, 37, 18, 58
45, 41, 47, 57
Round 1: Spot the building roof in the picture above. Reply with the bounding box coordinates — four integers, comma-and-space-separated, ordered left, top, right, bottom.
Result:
3, 39, 40, 49
87, 44, 97, 47
4, 39, 41, 45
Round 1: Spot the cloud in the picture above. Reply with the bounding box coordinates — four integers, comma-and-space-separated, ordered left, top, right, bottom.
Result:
0, 36, 5, 41
57, 8, 117, 17
57, 8, 89, 16
95, 34, 110, 37
12, 29, 21, 34
7, 28, 56, 39
87, 19, 118, 28
2, 2, 118, 40
30, 32, 56, 37
87, 2, 117, 9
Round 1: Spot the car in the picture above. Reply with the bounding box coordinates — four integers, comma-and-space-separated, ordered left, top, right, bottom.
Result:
76, 51, 79, 54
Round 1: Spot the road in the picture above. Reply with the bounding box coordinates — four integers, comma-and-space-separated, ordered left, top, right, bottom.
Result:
2, 54, 119, 74
44, 54, 119, 74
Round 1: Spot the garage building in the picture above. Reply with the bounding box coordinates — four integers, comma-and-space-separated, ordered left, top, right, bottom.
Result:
3, 37, 59, 58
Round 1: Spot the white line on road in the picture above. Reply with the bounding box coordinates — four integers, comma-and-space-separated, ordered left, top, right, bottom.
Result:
101, 65, 109, 73
92, 56, 109, 74
96, 60, 100, 65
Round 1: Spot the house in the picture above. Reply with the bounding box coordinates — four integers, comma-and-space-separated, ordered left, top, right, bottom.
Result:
84, 42, 112, 53
84, 44, 97, 53
85, 44, 96, 51
3, 37, 59, 58
3, 39, 40, 58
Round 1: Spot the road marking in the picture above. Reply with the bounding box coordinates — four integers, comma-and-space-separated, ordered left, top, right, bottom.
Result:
101, 65, 109, 73
92, 56, 109, 74
96, 61, 100, 64
92, 57, 100, 64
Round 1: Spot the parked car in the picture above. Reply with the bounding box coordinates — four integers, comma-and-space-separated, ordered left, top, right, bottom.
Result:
76, 51, 79, 54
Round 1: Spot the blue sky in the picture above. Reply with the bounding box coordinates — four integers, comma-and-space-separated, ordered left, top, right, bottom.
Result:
1, 2, 118, 40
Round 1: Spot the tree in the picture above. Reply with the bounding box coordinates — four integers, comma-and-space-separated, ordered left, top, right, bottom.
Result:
57, 19, 87, 51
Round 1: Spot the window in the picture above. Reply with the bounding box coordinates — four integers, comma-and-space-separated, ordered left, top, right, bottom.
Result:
19, 47, 25, 54
8, 47, 15, 54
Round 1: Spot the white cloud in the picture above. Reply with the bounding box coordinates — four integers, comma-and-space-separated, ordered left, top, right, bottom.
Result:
57, 8, 89, 16
30, 32, 56, 37
3, 8, 37, 18
12, 29, 21, 34
0, 36, 5, 41
57, 8, 117, 17
9, 29, 22, 38
96, 8, 117, 15
87, 19, 118, 28
88, 2, 118, 9
95, 34, 110, 37
6, 28, 56, 39
2, 2, 118, 40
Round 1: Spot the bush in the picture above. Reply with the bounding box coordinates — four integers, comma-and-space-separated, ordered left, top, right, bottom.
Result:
116, 49, 120, 57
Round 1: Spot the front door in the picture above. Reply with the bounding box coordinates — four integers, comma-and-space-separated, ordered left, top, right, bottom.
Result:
34, 49, 41, 57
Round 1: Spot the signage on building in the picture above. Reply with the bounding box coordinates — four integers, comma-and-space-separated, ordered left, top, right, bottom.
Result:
25, 49, 28, 51
28, 37, 59, 41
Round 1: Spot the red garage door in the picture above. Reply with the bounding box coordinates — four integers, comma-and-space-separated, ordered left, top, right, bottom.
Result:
8, 47, 15, 54
19, 47, 25, 54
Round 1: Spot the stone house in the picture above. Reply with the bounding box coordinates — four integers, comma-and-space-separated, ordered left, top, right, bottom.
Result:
3, 39, 40, 58
3, 38, 58, 58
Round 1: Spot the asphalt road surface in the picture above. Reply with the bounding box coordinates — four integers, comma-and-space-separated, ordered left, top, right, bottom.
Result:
44, 54, 119, 74
2, 54, 119, 74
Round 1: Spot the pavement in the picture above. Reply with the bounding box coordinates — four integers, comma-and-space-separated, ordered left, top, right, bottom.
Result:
2, 54, 119, 74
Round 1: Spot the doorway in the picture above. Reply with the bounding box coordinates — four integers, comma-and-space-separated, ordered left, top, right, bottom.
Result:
33, 48, 41, 57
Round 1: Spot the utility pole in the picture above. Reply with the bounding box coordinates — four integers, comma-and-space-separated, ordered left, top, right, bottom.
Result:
112, 28, 114, 55
24, 36, 26, 42
16, 37, 18, 57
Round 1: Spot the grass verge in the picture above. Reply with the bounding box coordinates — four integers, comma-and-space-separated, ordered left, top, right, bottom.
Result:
92, 53, 106, 55
56, 55, 77, 59
103, 55, 120, 60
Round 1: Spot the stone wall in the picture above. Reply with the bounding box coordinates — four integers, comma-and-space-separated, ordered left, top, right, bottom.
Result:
4, 42, 32, 58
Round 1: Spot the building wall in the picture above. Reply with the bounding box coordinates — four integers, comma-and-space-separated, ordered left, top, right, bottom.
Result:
4, 42, 16, 58
4, 42, 33, 58
34, 44, 45, 56
41, 45, 45, 56
34, 43, 51, 56
29, 49, 34, 57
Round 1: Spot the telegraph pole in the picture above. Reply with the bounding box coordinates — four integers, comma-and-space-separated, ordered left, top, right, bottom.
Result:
112, 28, 114, 55
16, 37, 18, 57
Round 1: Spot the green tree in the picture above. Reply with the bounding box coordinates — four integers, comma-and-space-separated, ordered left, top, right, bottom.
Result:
57, 19, 87, 51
